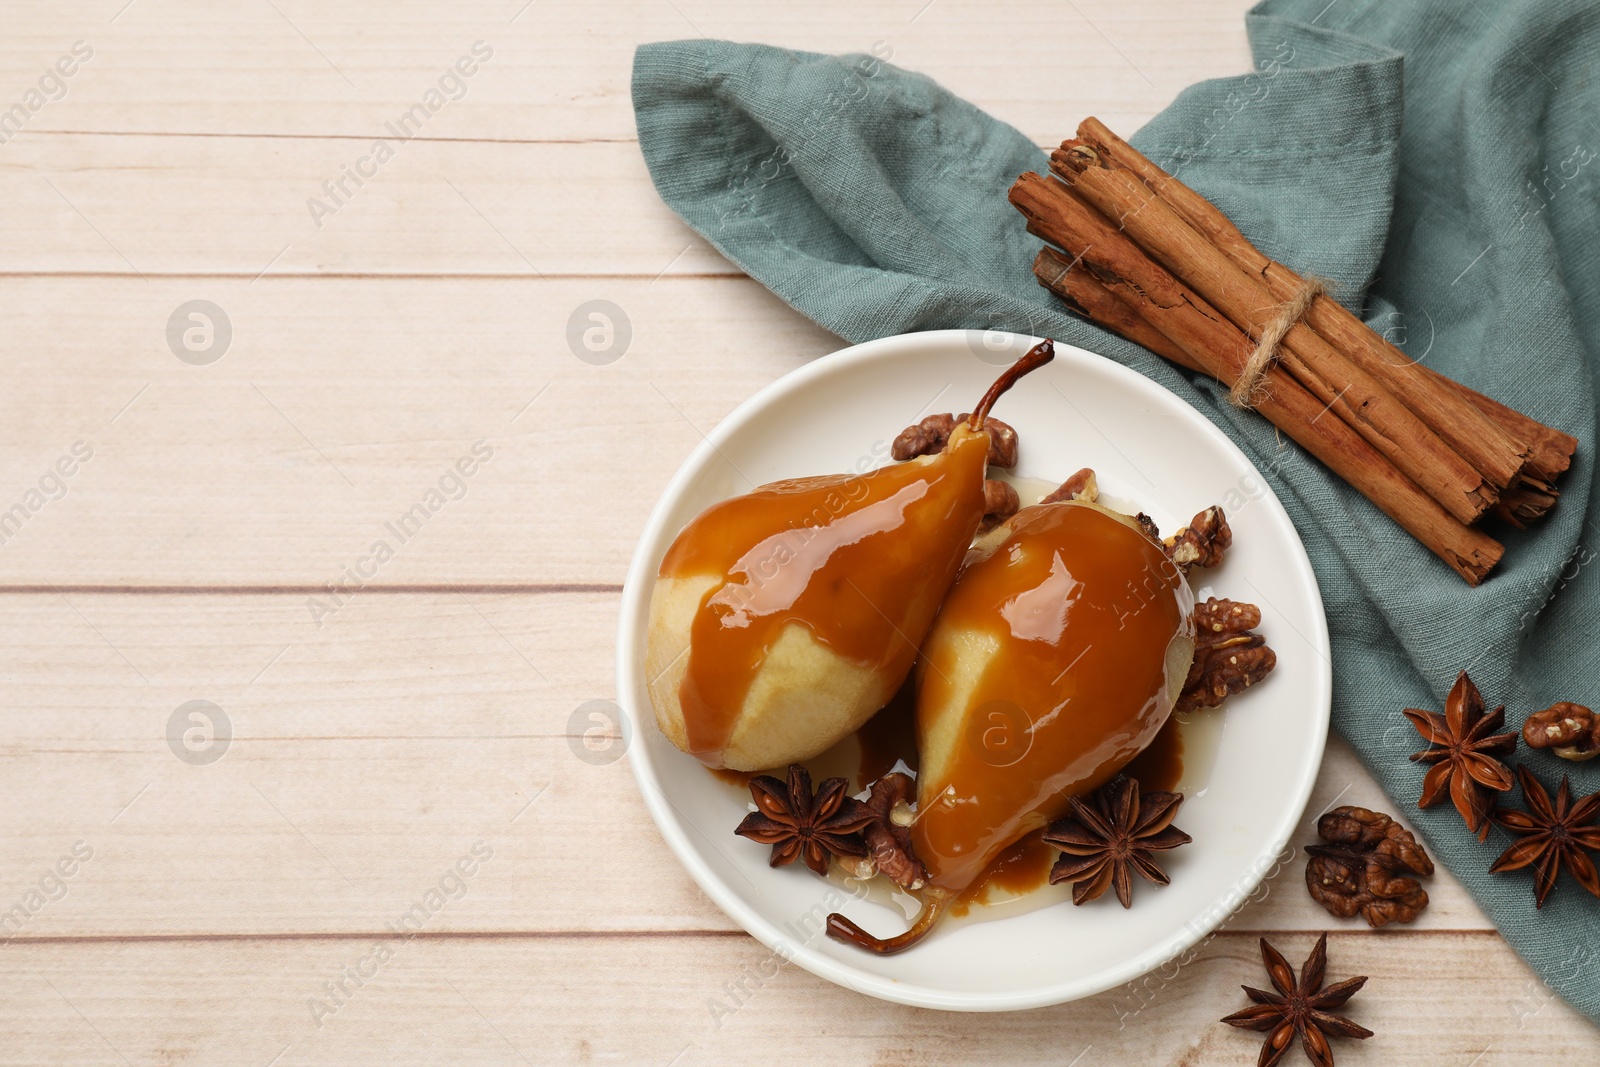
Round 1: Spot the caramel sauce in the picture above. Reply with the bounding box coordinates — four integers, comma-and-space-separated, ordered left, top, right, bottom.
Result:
708, 579, 1192, 917
658, 432, 987, 766
1122, 714, 1185, 793
708, 766, 757, 788
852, 677, 920, 784
945, 722, 1188, 915
912, 502, 1192, 895
949, 829, 1055, 916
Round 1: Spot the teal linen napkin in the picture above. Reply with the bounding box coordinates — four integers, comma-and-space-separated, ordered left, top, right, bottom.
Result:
633, 0, 1600, 1020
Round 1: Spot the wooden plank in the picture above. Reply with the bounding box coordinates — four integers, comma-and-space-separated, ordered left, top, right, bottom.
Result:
1, 1, 1254, 143
0, 136, 737, 277
0, 275, 834, 585
0, 591, 1494, 937
0, 589, 727, 936
1, 929, 1593, 1065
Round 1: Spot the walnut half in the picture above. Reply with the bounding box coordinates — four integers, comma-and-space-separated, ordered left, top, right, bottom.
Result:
1522, 701, 1600, 761
1164, 505, 1231, 572
859, 773, 927, 890
891, 413, 1018, 468
1305, 806, 1432, 927
980, 479, 1020, 532
1177, 597, 1276, 713
1039, 467, 1098, 505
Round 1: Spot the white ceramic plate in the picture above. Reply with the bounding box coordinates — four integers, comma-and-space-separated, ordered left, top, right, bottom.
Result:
615, 330, 1330, 1011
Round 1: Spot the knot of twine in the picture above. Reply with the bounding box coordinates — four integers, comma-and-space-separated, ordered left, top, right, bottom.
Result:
1230, 278, 1330, 407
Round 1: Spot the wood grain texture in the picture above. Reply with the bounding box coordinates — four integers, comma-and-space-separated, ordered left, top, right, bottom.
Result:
0, 276, 832, 585
2, 136, 738, 276
4, 1, 1249, 142
0, 932, 1591, 1066
3, 0, 1595, 1061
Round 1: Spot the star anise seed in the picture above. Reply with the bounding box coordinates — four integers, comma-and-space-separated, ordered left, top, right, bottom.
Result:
1402, 671, 1518, 840
1221, 933, 1373, 1067
1489, 764, 1600, 908
734, 764, 874, 877
1042, 775, 1190, 908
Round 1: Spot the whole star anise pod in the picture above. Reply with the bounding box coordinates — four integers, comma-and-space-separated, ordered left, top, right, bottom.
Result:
1221, 933, 1373, 1067
734, 764, 873, 876
1042, 775, 1190, 907
1402, 671, 1517, 840
1489, 765, 1600, 908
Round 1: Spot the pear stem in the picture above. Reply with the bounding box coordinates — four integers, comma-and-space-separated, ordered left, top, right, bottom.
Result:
969, 339, 1055, 431
825, 892, 948, 956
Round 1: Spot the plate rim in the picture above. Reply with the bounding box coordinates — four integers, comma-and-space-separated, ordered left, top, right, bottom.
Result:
614, 329, 1331, 1012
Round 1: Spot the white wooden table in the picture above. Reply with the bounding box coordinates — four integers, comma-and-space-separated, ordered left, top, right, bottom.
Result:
2, 1, 1595, 1062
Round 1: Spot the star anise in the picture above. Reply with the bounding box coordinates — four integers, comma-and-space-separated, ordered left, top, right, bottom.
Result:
734, 764, 874, 876
1042, 775, 1190, 907
1489, 765, 1600, 908
1221, 933, 1372, 1067
1402, 671, 1518, 840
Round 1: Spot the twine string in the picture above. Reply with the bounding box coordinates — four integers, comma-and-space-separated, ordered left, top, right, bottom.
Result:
1230, 278, 1329, 407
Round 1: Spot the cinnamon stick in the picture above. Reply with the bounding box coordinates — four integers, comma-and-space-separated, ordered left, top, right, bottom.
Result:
1450, 383, 1575, 484
1051, 148, 1499, 526
1033, 247, 1190, 363
1073, 118, 1555, 496
1036, 248, 1565, 532
1011, 173, 1503, 583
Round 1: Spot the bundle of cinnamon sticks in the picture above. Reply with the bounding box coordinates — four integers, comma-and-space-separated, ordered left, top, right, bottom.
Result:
1008, 118, 1575, 585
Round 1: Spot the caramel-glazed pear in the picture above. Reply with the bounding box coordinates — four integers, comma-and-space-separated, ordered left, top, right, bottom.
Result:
645, 342, 1055, 771
828, 497, 1194, 953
